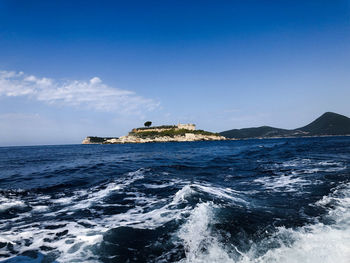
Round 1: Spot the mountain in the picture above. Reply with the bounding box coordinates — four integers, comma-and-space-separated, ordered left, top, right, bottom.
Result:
220, 112, 350, 139
298, 112, 350, 136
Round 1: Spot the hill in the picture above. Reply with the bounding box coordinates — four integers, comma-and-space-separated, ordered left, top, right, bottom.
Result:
220, 112, 350, 139
298, 112, 350, 136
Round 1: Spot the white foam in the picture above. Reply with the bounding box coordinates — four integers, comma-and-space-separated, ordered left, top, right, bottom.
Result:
174, 182, 350, 263
254, 175, 310, 192
50, 168, 146, 212
177, 202, 235, 263
246, 224, 350, 263
0, 196, 26, 212
51, 196, 75, 204
31, 205, 49, 212
3, 168, 350, 263
0, 178, 202, 262
280, 158, 311, 167
172, 185, 194, 204
0, 168, 150, 262
239, 183, 350, 263
318, 161, 344, 166
279, 158, 347, 173
257, 158, 347, 193
143, 181, 176, 189
193, 183, 247, 205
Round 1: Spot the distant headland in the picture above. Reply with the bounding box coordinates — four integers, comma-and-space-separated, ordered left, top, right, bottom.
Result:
82, 123, 226, 144
220, 112, 350, 139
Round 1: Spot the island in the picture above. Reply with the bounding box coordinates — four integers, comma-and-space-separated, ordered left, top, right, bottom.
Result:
82, 123, 226, 144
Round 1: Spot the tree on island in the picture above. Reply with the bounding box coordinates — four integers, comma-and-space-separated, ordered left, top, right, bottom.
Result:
144, 121, 152, 127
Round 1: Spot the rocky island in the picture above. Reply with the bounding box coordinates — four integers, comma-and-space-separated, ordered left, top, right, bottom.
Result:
82, 123, 226, 144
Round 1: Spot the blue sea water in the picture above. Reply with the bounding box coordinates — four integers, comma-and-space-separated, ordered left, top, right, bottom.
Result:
0, 137, 350, 263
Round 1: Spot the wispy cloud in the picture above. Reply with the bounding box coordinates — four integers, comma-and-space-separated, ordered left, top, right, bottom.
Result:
0, 70, 159, 114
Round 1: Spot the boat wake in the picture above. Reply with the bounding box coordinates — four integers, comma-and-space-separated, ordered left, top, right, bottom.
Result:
1, 138, 349, 262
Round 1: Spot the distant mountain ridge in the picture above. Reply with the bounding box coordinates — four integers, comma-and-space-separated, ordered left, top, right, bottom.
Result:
220, 112, 350, 139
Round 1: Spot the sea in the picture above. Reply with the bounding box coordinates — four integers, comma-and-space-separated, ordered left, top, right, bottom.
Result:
0, 137, 350, 263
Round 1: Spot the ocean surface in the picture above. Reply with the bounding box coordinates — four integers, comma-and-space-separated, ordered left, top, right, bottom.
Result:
0, 137, 350, 263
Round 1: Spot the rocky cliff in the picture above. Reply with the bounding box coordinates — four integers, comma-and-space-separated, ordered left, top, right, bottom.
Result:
104, 133, 225, 144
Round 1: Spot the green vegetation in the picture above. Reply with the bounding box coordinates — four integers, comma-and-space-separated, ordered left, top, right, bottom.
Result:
220, 126, 295, 139
130, 129, 218, 139
87, 136, 115, 143
144, 121, 152, 127
135, 125, 176, 131
298, 112, 350, 135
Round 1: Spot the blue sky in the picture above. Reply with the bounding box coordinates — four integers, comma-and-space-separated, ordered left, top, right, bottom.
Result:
0, 0, 349, 146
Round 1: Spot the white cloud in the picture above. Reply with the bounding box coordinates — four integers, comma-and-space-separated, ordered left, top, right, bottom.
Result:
0, 70, 159, 114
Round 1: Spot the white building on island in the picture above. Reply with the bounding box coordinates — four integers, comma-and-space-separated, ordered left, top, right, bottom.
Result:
177, 123, 196, 130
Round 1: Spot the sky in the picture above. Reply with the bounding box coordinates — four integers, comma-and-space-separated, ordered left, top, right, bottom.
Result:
0, 0, 349, 146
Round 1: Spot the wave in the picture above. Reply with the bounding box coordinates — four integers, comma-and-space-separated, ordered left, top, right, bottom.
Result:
0, 168, 151, 262
175, 183, 350, 263
0, 196, 27, 212
253, 174, 311, 192
177, 202, 235, 263
1, 157, 349, 263
0, 172, 252, 262
279, 158, 347, 173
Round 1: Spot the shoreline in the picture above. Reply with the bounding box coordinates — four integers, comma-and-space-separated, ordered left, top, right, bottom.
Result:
226, 134, 350, 141
82, 133, 227, 145
81, 134, 350, 145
